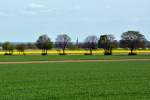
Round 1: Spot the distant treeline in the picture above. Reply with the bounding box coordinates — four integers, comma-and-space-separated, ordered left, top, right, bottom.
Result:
0, 30, 150, 55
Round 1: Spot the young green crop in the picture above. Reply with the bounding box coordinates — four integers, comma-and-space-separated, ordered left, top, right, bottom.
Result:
0, 55, 150, 62
0, 61, 150, 100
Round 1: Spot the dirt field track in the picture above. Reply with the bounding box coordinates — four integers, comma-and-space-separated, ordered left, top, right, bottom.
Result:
0, 59, 150, 64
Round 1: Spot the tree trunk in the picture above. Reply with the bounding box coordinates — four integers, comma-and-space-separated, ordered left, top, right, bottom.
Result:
42, 49, 44, 54
46, 49, 47, 55
9, 50, 11, 55
131, 49, 133, 54
109, 47, 112, 54
63, 49, 65, 55
90, 49, 92, 55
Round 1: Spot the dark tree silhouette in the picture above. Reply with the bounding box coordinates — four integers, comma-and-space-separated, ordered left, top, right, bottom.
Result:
2, 42, 14, 55
16, 44, 26, 55
55, 34, 71, 55
84, 35, 98, 55
120, 31, 147, 55
36, 34, 53, 55
98, 34, 116, 55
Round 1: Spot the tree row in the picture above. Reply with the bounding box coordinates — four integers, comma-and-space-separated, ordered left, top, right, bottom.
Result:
1, 31, 149, 55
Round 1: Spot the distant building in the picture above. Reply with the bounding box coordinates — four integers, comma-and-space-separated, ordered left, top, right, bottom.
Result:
76, 37, 79, 48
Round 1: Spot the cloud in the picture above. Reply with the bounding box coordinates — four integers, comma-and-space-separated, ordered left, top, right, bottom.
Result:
67, 5, 81, 14
28, 3, 45, 9
0, 11, 16, 17
72, 5, 81, 11
19, 2, 46, 15
19, 3, 81, 16
0, 3, 81, 17
0, 12, 7, 16
19, 10, 37, 15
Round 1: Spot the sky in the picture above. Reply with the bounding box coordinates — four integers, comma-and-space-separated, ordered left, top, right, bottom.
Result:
0, 0, 150, 42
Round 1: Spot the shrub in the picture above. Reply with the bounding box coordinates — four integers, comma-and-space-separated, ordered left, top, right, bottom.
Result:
84, 53, 92, 55
59, 53, 67, 55
41, 53, 47, 56
128, 52, 137, 56
4, 53, 13, 55
104, 50, 112, 55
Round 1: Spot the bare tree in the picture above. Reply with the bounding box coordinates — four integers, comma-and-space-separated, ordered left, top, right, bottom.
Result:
55, 34, 71, 55
84, 35, 98, 55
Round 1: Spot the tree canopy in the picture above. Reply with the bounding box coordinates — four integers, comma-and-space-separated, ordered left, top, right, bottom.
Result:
36, 34, 53, 55
16, 44, 27, 55
2, 42, 14, 55
55, 34, 71, 55
120, 31, 147, 54
84, 35, 98, 55
98, 34, 116, 55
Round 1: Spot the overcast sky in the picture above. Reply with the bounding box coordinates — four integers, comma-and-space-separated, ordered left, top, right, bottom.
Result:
0, 0, 150, 42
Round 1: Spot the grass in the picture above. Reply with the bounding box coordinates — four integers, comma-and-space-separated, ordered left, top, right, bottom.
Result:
0, 55, 150, 62
0, 61, 150, 99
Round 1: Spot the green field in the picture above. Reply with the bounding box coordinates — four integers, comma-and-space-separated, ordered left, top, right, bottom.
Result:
0, 61, 150, 100
0, 55, 150, 62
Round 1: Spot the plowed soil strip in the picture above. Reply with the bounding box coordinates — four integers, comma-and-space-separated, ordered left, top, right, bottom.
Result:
0, 59, 150, 64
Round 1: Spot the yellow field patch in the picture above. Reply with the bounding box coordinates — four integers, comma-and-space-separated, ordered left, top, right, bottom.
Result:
0, 50, 150, 55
